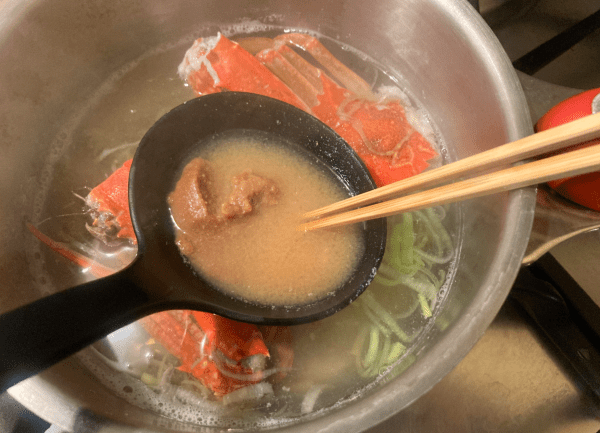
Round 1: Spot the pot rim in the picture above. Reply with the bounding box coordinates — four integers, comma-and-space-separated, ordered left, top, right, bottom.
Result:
267, 1, 536, 431
6, 0, 535, 431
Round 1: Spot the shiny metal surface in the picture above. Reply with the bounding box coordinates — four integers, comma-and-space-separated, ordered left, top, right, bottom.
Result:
519, 74, 600, 264
365, 0, 600, 430
361, 73, 600, 433
0, 0, 534, 431
366, 300, 600, 433
486, 0, 600, 308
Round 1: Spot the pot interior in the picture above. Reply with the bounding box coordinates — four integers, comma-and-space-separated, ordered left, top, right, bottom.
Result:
0, 0, 534, 431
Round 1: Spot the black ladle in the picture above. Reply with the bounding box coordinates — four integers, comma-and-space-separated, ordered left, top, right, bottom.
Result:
0, 92, 386, 392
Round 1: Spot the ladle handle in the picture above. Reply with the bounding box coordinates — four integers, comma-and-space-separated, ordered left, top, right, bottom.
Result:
0, 266, 151, 392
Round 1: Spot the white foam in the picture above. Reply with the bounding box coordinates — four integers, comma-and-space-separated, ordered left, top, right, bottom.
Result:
30, 23, 453, 429
177, 34, 222, 82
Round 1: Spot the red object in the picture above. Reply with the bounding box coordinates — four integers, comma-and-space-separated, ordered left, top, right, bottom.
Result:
139, 310, 271, 397
87, 159, 135, 241
33, 34, 440, 397
536, 88, 600, 211
180, 35, 309, 112
28, 217, 280, 397
181, 34, 438, 187
308, 74, 437, 187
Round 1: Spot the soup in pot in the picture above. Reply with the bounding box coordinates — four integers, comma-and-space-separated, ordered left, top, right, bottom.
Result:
29, 26, 457, 428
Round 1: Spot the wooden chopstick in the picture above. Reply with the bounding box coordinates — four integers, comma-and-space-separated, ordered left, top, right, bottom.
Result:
299, 112, 600, 231
303, 112, 600, 221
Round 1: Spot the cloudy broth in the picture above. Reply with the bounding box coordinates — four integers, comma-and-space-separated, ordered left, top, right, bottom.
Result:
30, 27, 457, 429
169, 134, 364, 306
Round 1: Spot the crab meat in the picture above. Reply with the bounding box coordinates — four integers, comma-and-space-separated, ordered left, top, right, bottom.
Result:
180, 33, 438, 187
31, 31, 440, 399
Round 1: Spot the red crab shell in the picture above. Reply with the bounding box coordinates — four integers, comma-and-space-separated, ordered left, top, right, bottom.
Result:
31, 32, 442, 399
86, 159, 135, 241
180, 33, 438, 187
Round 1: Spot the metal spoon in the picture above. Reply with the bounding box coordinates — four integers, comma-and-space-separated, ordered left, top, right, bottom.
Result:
0, 92, 386, 392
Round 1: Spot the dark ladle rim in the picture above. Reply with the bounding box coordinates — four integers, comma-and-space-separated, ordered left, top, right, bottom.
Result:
0, 92, 385, 392
129, 92, 386, 324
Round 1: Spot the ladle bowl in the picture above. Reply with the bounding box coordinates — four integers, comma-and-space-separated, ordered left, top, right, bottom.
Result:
0, 92, 386, 392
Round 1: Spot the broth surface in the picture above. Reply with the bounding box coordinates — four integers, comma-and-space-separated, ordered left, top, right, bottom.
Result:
31, 26, 457, 428
169, 134, 364, 306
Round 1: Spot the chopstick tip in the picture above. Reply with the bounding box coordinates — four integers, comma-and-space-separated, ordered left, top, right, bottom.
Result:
301, 210, 319, 220
296, 222, 311, 232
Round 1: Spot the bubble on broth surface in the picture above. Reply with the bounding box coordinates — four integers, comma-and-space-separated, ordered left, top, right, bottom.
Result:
79, 347, 301, 429
27, 37, 198, 295
29, 23, 456, 428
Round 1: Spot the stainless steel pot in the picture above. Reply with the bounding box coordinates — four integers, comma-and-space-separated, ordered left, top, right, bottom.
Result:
0, 0, 535, 431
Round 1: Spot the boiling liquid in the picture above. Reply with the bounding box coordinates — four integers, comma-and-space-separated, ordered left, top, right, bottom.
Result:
31, 27, 456, 428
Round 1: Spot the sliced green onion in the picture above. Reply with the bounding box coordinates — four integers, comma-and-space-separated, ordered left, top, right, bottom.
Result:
385, 342, 406, 365
362, 326, 380, 368
418, 293, 432, 318
375, 333, 392, 369
353, 207, 453, 378
394, 291, 420, 319
425, 207, 453, 255
397, 274, 437, 301
361, 302, 392, 337
362, 292, 411, 344
141, 372, 160, 387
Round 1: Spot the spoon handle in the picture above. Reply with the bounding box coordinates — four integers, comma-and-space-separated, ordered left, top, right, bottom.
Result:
0, 265, 151, 392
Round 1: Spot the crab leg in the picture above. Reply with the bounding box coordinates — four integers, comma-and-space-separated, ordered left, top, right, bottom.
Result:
86, 159, 135, 242
254, 47, 321, 108
178, 34, 310, 112
140, 310, 270, 397
180, 34, 438, 187
29, 162, 285, 397
239, 38, 324, 95
246, 38, 438, 186
27, 223, 115, 278
272, 33, 375, 100
193, 312, 268, 363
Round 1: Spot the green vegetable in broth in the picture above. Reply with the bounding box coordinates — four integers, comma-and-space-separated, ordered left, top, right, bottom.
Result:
353, 208, 453, 378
